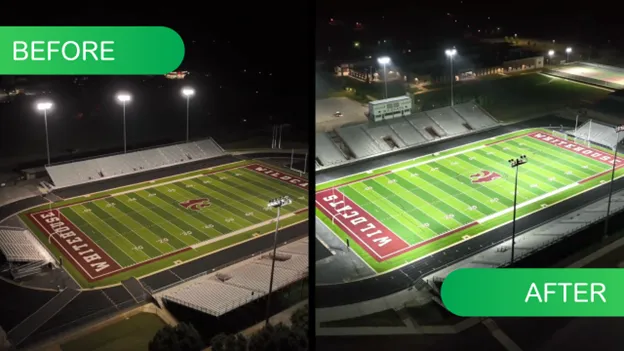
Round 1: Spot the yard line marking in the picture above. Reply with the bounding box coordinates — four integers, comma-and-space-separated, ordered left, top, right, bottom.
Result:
94, 200, 173, 254
117, 194, 202, 246
478, 183, 579, 224
316, 130, 534, 187
74, 204, 150, 262
391, 145, 486, 173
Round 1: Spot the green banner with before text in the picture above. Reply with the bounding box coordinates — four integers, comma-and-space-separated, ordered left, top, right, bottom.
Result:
0, 26, 185, 74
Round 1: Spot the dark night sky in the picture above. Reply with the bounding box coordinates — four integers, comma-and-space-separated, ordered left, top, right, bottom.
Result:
316, 0, 621, 54
0, 5, 312, 165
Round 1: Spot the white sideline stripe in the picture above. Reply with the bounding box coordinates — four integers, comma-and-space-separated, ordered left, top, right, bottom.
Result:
478, 183, 578, 224
112, 165, 245, 197
316, 129, 529, 186
391, 145, 486, 173
190, 212, 297, 249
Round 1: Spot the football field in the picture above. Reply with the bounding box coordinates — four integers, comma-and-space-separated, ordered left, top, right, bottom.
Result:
316, 129, 624, 273
22, 161, 308, 287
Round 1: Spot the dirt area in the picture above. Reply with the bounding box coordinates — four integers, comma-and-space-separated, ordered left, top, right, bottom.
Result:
316, 97, 368, 132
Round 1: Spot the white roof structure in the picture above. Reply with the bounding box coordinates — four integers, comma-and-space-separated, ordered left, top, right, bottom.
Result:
46, 138, 226, 189
158, 237, 308, 317
0, 228, 52, 263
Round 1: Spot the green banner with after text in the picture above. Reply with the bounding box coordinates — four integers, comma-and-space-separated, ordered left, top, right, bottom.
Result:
442, 268, 624, 317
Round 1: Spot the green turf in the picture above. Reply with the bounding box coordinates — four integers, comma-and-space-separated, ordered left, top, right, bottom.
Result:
60, 313, 165, 351
316, 128, 624, 273
21, 160, 308, 288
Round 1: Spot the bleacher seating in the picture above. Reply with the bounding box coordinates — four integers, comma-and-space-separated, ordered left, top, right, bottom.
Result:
572, 120, 623, 149
315, 133, 348, 167
406, 112, 447, 140
0, 228, 50, 263
452, 102, 498, 129
365, 124, 407, 149
46, 138, 226, 189
159, 238, 308, 317
385, 118, 427, 146
316, 103, 500, 170
425, 107, 470, 135
336, 126, 383, 158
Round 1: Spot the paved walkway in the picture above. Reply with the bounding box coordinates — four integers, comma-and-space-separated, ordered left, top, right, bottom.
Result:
9, 289, 80, 347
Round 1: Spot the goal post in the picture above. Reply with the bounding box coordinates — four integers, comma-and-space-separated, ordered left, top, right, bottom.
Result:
551, 130, 568, 140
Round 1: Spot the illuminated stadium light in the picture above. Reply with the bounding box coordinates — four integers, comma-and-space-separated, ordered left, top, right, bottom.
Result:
182, 87, 195, 142
116, 92, 131, 153
182, 87, 195, 97
377, 56, 390, 65
548, 50, 555, 57
265, 194, 292, 326
445, 48, 458, 106
37, 102, 52, 111
36, 101, 53, 165
116, 93, 131, 102
508, 155, 528, 266
566, 47, 572, 53
377, 56, 391, 98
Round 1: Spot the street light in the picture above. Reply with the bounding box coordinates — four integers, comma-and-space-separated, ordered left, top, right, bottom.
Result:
508, 155, 528, 266
116, 93, 131, 153
566, 47, 572, 62
377, 56, 390, 99
181, 87, 195, 143
445, 48, 457, 107
265, 195, 292, 326
37, 102, 53, 166
603, 125, 624, 238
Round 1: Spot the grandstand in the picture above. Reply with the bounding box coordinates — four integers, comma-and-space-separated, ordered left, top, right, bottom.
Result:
157, 237, 308, 317
572, 120, 624, 149
315, 101, 498, 170
427, 184, 624, 282
46, 138, 225, 189
425, 107, 471, 134
315, 133, 349, 167
0, 227, 54, 280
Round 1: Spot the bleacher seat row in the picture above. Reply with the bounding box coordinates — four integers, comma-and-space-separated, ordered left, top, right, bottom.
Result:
158, 239, 308, 317
46, 138, 226, 189
315, 102, 498, 169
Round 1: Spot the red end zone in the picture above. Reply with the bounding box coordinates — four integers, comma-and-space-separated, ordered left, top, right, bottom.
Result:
245, 164, 308, 190
528, 131, 624, 166
27, 209, 121, 281
315, 188, 409, 261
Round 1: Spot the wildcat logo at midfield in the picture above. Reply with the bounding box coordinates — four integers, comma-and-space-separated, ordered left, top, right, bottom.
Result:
470, 170, 501, 183
179, 198, 211, 211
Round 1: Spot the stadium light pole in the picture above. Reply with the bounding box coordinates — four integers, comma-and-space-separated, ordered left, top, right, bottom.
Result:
548, 50, 555, 64
508, 155, 528, 266
37, 102, 53, 166
265, 196, 292, 326
566, 47, 572, 62
116, 93, 131, 153
182, 88, 195, 143
377, 56, 391, 99
445, 48, 457, 107
603, 125, 624, 238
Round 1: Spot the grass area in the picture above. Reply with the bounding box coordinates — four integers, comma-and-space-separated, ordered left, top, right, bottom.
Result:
413, 73, 610, 121
316, 128, 624, 273
319, 309, 405, 328
60, 313, 165, 351
21, 160, 308, 288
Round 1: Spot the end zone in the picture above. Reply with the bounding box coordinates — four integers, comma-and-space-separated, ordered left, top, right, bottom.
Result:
315, 188, 409, 261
